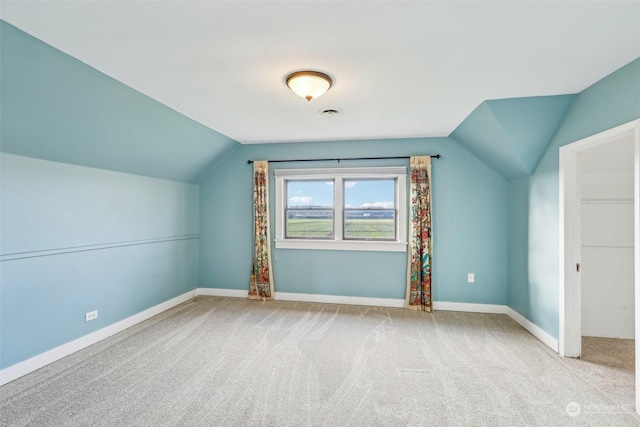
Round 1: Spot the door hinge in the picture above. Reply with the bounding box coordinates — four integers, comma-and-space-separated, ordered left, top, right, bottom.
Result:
576, 263, 581, 273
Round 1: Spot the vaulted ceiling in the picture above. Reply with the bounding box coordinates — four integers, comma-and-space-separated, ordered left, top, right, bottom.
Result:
1, 1, 639, 182
450, 95, 576, 179
2, 1, 638, 144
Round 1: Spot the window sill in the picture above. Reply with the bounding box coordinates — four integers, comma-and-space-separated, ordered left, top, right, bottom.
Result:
274, 239, 407, 252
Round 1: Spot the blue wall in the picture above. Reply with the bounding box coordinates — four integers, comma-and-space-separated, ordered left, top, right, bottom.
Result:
0, 154, 200, 369
199, 137, 509, 304
0, 21, 213, 371
0, 21, 238, 183
507, 176, 532, 317
507, 58, 640, 338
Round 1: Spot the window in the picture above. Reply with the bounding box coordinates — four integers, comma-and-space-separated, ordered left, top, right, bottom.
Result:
275, 167, 407, 252
285, 180, 334, 239
344, 179, 396, 240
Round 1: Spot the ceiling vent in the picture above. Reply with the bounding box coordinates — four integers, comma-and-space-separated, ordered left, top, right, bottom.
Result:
320, 108, 342, 116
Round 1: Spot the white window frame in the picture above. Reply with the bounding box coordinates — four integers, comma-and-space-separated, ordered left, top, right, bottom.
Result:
275, 167, 407, 252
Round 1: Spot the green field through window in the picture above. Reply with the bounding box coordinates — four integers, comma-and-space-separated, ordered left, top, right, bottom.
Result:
286, 218, 395, 239
344, 218, 394, 239
286, 218, 333, 237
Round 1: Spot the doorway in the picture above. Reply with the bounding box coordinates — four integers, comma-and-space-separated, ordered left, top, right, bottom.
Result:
559, 119, 640, 412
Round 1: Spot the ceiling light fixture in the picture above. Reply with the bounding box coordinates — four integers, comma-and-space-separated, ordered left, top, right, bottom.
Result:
286, 71, 333, 102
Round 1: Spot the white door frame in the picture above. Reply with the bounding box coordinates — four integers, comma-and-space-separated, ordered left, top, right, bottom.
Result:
559, 119, 640, 411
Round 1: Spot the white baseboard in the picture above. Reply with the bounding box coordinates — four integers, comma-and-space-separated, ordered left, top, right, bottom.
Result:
506, 307, 559, 352
199, 289, 510, 314
197, 288, 247, 298
197, 288, 406, 308
275, 291, 405, 308
433, 301, 507, 314
0, 290, 197, 386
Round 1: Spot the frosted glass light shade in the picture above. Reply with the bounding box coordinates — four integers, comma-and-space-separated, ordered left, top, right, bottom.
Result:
286, 71, 333, 101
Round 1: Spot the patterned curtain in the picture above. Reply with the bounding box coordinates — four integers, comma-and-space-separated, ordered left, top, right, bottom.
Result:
405, 156, 433, 311
249, 161, 274, 300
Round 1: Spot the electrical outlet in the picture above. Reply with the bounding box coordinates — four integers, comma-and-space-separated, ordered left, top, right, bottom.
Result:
85, 310, 98, 322
467, 273, 475, 283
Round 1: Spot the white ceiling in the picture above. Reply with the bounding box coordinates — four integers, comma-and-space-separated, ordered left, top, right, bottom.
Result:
1, 1, 639, 144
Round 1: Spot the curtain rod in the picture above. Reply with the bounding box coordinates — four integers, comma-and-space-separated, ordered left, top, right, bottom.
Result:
246, 154, 440, 165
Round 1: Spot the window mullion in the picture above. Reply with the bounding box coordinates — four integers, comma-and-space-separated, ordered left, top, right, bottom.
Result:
397, 175, 406, 243
334, 177, 344, 241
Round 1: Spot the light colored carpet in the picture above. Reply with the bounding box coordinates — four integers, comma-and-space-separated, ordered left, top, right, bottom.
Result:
1, 296, 638, 426
582, 336, 634, 373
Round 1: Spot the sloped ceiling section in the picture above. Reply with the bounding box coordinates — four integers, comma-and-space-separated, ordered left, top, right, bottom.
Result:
0, 21, 239, 183
450, 95, 576, 179
3, 1, 638, 144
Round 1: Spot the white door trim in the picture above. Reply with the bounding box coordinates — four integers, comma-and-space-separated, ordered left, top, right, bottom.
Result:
559, 144, 582, 358
559, 118, 640, 412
